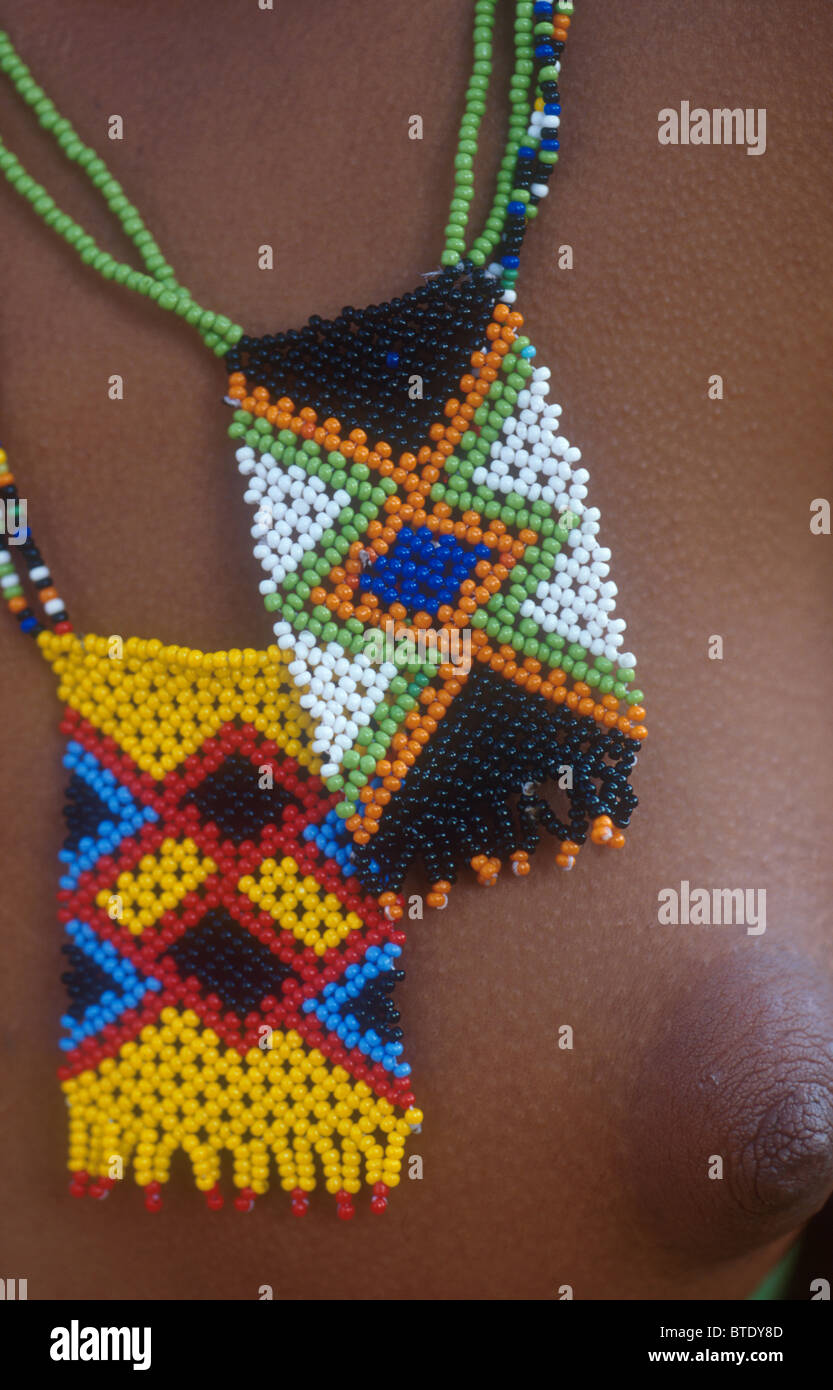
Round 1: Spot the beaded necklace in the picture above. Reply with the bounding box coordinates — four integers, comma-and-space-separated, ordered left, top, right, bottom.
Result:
0, 1, 646, 1216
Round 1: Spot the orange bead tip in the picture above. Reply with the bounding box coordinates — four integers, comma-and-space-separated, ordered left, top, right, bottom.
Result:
590, 814, 627, 849
590, 814, 614, 845
510, 850, 531, 877
555, 853, 576, 871
472, 854, 501, 886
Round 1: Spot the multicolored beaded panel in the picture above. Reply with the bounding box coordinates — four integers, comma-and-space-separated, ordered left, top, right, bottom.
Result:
225, 286, 646, 899
39, 633, 421, 1214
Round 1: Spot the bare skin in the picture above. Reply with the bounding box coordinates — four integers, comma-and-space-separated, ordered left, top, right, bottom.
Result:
1, 0, 831, 1299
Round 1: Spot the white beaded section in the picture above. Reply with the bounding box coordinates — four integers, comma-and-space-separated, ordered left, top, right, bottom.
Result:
273, 620, 395, 777
236, 445, 349, 591
529, 110, 560, 134
471, 364, 637, 668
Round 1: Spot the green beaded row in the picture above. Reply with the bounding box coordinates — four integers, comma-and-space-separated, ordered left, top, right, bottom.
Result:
0, 29, 242, 355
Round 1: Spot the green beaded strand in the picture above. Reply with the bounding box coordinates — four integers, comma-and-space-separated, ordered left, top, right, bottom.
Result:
440, 0, 498, 268
468, 0, 536, 268
0, 31, 185, 293
441, 0, 538, 271
441, 1, 574, 276
0, 29, 242, 356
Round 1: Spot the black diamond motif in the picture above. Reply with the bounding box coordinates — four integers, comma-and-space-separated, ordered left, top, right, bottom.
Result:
184, 751, 299, 844
167, 907, 293, 1017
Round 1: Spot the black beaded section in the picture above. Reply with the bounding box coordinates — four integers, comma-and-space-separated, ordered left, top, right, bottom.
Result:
353, 665, 640, 894
167, 907, 294, 1017
61, 944, 112, 1021
339, 971, 405, 1047
62, 774, 112, 852
225, 265, 502, 455
183, 752, 300, 845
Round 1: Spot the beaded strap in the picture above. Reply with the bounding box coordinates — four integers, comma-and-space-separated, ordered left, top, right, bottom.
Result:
0, 30, 243, 357
441, 0, 574, 274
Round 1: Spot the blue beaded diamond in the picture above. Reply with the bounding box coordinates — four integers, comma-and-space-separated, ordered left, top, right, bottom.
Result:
363, 524, 488, 618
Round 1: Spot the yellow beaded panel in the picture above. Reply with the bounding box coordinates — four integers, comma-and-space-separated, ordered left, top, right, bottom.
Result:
37, 632, 322, 779
44, 628, 420, 1210
64, 1011, 420, 1196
